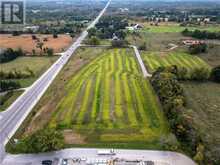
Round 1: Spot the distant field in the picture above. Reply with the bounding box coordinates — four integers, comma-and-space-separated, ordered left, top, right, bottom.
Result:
141, 22, 220, 33
182, 82, 220, 157
126, 32, 189, 51
0, 56, 58, 87
142, 52, 210, 74
21, 48, 170, 148
0, 34, 73, 54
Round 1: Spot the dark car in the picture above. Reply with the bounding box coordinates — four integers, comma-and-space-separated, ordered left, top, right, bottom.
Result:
42, 160, 53, 165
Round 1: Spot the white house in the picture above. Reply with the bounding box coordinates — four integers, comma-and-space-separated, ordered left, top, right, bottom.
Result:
126, 24, 143, 31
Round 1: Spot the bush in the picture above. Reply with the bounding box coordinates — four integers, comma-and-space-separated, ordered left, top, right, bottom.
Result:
190, 67, 210, 80
210, 66, 220, 83
12, 31, 21, 36
189, 43, 207, 54
53, 33, 58, 38
0, 48, 25, 63
12, 128, 64, 153
111, 40, 128, 48
32, 35, 37, 40
138, 42, 147, 51
45, 48, 54, 56
0, 80, 21, 92
88, 28, 98, 38
87, 36, 100, 45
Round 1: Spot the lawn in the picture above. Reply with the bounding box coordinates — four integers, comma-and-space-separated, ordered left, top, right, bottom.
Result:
141, 51, 211, 74
182, 81, 220, 158
0, 90, 23, 112
0, 56, 58, 87
17, 48, 170, 148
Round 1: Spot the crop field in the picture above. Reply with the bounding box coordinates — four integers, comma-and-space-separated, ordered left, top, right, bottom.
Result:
0, 34, 73, 54
142, 52, 210, 73
42, 48, 168, 146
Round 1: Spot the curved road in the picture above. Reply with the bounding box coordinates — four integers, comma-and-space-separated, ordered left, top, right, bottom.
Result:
0, 0, 111, 162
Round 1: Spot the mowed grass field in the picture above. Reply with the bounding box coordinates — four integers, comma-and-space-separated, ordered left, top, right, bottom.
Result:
0, 56, 58, 87
44, 48, 168, 146
142, 52, 210, 74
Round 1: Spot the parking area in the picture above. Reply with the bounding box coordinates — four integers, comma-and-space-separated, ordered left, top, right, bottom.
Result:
43, 157, 169, 165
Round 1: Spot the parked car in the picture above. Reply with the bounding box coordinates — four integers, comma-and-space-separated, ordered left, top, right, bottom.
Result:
42, 160, 53, 165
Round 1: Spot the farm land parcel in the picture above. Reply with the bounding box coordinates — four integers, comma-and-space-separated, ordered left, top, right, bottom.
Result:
17, 48, 170, 149
0, 34, 73, 54
141, 51, 211, 76
140, 22, 220, 33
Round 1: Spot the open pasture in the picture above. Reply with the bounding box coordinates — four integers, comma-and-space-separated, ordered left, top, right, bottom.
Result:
0, 56, 58, 87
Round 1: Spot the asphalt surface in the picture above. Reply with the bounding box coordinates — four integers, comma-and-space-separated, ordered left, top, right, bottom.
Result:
1, 148, 196, 165
0, 0, 111, 162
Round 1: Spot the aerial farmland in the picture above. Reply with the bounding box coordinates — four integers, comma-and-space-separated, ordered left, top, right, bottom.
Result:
13, 48, 170, 149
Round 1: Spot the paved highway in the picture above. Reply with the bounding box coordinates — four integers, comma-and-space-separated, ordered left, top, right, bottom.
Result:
1, 148, 196, 165
0, 0, 111, 162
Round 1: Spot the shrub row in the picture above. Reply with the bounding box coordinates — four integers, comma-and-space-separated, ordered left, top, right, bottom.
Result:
150, 66, 219, 165
0, 69, 35, 80
182, 28, 220, 40
0, 48, 25, 63
0, 80, 21, 92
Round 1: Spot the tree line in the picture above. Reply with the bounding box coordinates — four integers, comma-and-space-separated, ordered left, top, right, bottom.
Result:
150, 66, 220, 165
0, 80, 21, 92
182, 28, 220, 40
0, 68, 35, 80
0, 48, 25, 63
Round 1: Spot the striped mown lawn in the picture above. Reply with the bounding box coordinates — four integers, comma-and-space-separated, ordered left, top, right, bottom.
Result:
49, 48, 169, 145
142, 52, 211, 74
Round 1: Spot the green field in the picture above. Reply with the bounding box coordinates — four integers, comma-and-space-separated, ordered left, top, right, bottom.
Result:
45, 48, 169, 146
142, 24, 220, 33
0, 56, 58, 87
142, 52, 210, 73
182, 82, 220, 158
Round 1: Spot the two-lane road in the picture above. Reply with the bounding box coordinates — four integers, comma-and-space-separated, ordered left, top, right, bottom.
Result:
0, 0, 111, 162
